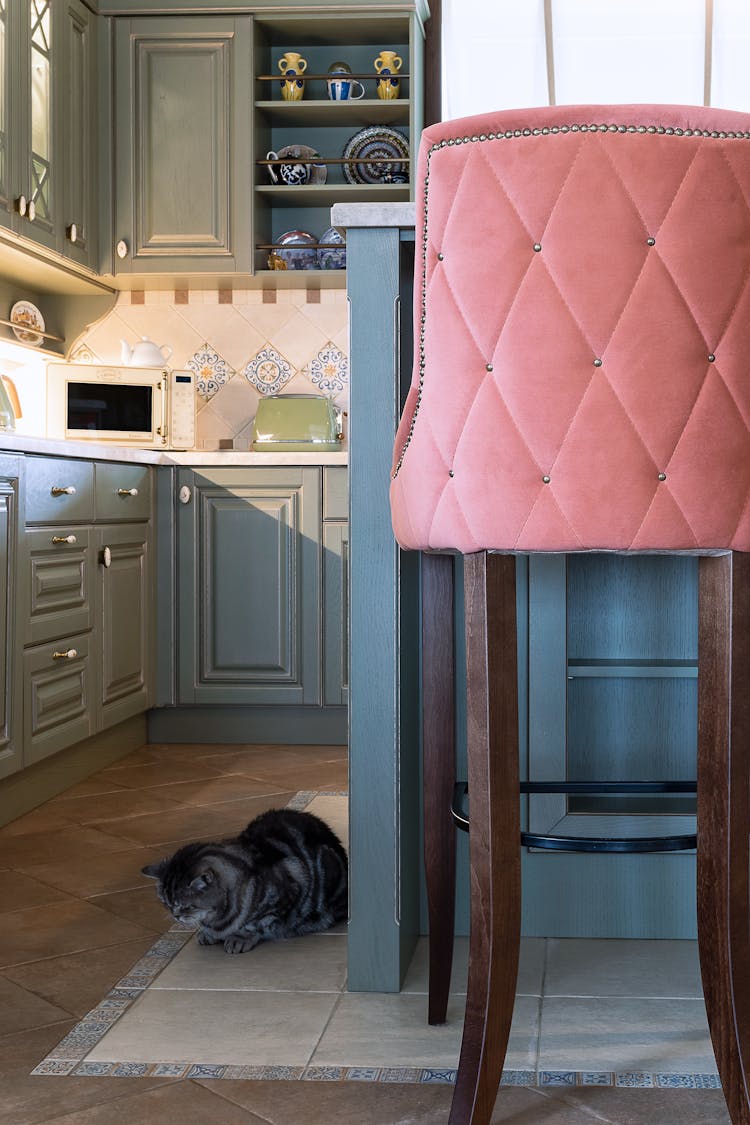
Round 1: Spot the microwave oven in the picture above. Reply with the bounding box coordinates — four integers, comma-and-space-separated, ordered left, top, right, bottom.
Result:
46, 363, 196, 450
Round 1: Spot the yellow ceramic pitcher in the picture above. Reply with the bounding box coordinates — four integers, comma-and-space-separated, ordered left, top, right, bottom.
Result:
278, 52, 307, 102
374, 49, 402, 100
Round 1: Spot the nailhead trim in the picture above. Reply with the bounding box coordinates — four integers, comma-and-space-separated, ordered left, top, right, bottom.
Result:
391, 119, 750, 479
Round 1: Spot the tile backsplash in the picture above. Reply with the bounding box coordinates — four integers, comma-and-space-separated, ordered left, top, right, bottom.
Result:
64, 286, 350, 449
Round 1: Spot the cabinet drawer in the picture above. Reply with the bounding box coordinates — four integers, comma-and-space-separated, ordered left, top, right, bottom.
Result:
24, 631, 93, 765
25, 527, 93, 646
95, 464, 152, 521
323, 468, 348, 521
26, 457, 94, 524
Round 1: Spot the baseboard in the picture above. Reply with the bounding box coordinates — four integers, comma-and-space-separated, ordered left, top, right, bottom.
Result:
0, 715, 148, 827
147, 705, 348, 745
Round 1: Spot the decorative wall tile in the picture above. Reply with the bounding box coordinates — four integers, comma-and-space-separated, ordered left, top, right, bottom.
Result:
187, 343, 235, 401
241, 345, 294, 396
306, 342, 349, 396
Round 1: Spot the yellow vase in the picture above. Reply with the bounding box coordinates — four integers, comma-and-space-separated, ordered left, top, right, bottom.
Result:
278, 52, 307, 102
374, 49, 402, 100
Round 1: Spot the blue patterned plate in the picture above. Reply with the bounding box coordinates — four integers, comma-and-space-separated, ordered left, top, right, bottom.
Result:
317, 226, 346, 270
276, 229, 318, 270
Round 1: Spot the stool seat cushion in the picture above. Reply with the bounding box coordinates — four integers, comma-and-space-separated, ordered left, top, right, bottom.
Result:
390, 104, 750, 553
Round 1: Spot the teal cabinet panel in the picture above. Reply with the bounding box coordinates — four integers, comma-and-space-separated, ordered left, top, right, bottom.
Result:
25, 456, 94, 524
322, 520, 348, 706
95, 522, 152, 731
95, 462, 151, 521
113, 15, 252, 274
23, 630, 94, 766
60, 0, 97, 268
0, 456, 22, 781
25, 526, 93, 646
323, 466, 348, 521
177, 467, 321, 706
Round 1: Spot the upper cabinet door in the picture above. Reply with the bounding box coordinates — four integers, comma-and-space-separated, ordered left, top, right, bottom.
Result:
112, 16, 251, 275
59, 0, 96, 269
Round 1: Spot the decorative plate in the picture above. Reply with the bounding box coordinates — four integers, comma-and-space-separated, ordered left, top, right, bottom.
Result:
271, 145, 327, 186
276, 229, 318, 270
10, 299, 45, 346
317, 226, 346, 270
342, 126, 410, 185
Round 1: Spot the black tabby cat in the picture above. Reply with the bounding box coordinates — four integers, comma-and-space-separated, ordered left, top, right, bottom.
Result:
142, 808, 348, 954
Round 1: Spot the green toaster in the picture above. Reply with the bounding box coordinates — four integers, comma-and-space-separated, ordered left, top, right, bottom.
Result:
251, 394, 343, 452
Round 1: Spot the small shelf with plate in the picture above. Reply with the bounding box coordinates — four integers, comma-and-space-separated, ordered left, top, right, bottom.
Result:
252, 9, 425, 276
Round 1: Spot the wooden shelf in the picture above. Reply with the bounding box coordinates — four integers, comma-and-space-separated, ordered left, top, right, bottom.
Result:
255, 183, 410, 204
254, 98, 410, 125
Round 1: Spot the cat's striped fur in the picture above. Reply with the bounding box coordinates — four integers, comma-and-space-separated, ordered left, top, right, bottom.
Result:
142, 808, 348, 954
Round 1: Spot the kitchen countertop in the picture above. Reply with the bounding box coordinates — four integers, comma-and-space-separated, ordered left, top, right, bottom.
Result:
0, 432, 348, 466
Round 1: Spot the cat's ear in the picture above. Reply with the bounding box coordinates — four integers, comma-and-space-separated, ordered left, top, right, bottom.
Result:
190, 868, 215, 891
141, 860, 167, 880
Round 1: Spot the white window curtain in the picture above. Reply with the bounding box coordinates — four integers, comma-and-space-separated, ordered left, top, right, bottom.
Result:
442, 0, 748, 121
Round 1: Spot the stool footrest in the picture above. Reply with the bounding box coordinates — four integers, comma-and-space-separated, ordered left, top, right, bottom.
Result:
451, 782, 697, 853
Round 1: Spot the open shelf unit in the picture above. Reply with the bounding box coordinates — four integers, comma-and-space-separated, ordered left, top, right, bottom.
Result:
252, 11, 424, 277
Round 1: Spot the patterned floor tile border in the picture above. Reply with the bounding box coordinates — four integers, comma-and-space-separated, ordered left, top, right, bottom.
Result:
30, 791, 720, 1090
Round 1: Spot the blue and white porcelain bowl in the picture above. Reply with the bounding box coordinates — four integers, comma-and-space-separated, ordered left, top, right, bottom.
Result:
317, 226, 347, 270
276, 229, 318, 270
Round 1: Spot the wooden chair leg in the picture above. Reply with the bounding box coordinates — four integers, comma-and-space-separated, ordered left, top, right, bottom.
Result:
450, 552, 521, 1125
697, 552, 750, 1124
422, 551, 456, 1025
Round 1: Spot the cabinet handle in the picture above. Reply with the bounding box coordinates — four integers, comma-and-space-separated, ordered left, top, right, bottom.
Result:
117, 487, 139, 497
27, 198, 36, 222
52, 648, 78, 660
51, 485, 76, 496
51, 534, 77, 545
178, 485, 192, 505
116, 239, 129, 259
102, 546, 112, 568
66, 222, 78, 243
14, 194, 27, 216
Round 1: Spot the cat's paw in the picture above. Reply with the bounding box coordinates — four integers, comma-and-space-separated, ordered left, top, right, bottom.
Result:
223, 935, 258, 954
197, 931, 220, 946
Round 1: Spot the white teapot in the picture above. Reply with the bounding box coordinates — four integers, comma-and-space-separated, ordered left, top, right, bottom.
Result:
120, 336, 173, 367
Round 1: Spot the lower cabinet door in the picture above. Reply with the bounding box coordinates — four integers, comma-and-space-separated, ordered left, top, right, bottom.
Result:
24, 632, 93, 765
96, 523, 152, 730
0, 466, 22, 780
323, 520, 349, 706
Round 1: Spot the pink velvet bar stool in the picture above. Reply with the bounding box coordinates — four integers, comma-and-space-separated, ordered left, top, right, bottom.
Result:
390, 104, 750, 1125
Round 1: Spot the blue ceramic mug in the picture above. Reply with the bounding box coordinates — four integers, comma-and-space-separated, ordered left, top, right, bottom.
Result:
327, 77, 365, 101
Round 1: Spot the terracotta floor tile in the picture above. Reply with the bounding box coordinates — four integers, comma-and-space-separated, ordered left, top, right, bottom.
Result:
1, 825, 144, 870
0, 869, 75, 913
0, 974, 72, 1035
533, 1086, 732, 1125
245, 760, 348, 791
0, 899, 155, 969
18, 845, 167, 898
89, 885, 172, 933
39, 1079, 267, 1124
90, 793, 297, 848
50, 788, 188, 825
146, 773, 291, 807
94, 760, 226, 790
0, 1021, 175, 1125
4, 937, 157, 1019
48, 776, 128, 801
0, 805, 78, 837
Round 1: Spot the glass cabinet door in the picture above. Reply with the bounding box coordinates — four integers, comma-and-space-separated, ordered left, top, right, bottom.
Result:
0, 1, 8, 215
28, 0, 53, 234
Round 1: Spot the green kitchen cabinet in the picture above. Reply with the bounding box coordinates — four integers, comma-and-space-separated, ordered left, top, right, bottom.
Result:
322, 468, 348, 706
177, 467, 322, 706
59, 0, 98, 270
111, 15, 252, 275
0, 454, 22, 780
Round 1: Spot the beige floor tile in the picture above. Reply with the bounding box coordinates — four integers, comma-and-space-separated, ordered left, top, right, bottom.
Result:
0, 975, 72, 1035
145, 773, 291, 807
0, 1021, 175, 1125
0, 869, 75, 913
19, 845, 168, 898
402, 936, 546, 997
538, 996, 717, 1073
90, 793, 297, 848
3, 937, 159, 1019
311, 993, 540, 1069
38, 1080, 269, 1125
0, 825, 141, 870
85, 989, 338, 1066
153, 932, 348, 992
89, 885, 173, 933
50, 788, 188, 825
304, 793, 349, 847
545, 937, 703, 998
0, 899, 155, 969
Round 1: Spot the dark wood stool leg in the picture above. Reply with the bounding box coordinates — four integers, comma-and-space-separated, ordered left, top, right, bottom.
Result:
697, 552, 750, 1124
450, 552, 521, 1125
422, 552, 456, 1025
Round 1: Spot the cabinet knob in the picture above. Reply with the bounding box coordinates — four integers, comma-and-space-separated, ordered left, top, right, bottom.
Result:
52, 648, 78, 660
102, 546, 112, 568
66, 222, 78, 243
27, 198, 36, 222
117, 487, 139, 497
51, 534, 77, 545
14, 194, 27, 216
178, 485, 192, 505
116, 239, 129, 259
50, 485, 76, 496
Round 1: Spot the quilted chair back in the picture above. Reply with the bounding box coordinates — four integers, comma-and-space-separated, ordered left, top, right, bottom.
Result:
390, 104, 750, 554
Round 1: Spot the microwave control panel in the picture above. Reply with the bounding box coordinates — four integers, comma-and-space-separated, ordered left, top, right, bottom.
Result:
170, 371, 196, 450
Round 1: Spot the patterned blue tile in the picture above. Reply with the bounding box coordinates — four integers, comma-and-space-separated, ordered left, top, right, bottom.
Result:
47, 1022, 113, 1059
304, 1066, 346, 1081
152, 1063, 190, 1078
379, 1067, 420, 1083
261, 1065, 304, 1080
73, 1061, 117, 1077
287, 790, 318, 810
241, 345, 294, 396
188, 344, 235, 401
500, 1069, 536, 1086
656, 1073, 721, 1089
347, 1067, 382, 1082
111, 1062, 151, 1077
306, 342, 349, 396
30, 1059, 77, 1076
615, 1072, 654, 1087
419, 1068, 457, 1084
222, 1065, 267, 1080
187, 1063, 227, 1079
579, 1072, 614, 1086
539, 1070, 577, 1087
